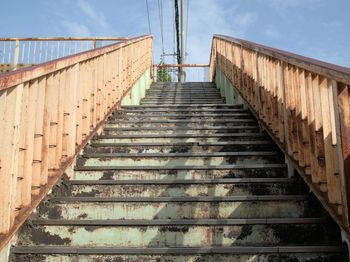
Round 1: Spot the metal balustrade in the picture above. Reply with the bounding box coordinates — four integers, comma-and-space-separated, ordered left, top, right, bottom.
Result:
0, 37, 128, 73
0, 35, 152, 249
210, 34, 350, 237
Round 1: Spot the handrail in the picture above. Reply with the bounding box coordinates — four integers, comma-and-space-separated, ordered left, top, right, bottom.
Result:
0, 35, 152, 248
211, 35, 350, 85
0, 37, 128, 41
210, 34, 350, 237
0, 37, 128, 68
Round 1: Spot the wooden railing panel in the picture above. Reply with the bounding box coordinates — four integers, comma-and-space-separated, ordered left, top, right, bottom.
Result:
210, 35, 350, 236
0, 35, 152, 248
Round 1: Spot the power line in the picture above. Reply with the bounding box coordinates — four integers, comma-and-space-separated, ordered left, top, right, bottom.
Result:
174, 0, 181, 81
185, 0, 189, 54
174, 0, 180, 65
172, 0, 175, 63
145, 0, 152, 34
157, 0, 165, 55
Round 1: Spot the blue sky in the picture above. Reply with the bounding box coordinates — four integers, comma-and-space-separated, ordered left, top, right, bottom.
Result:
1, 0, 349, 80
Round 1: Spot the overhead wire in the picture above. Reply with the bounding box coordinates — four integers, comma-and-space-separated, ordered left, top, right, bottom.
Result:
172, 0, 176, 78
145, 0, 152, 34
157, 0, 165, 55
174, 0, 181, 65
185, 0, 189, 55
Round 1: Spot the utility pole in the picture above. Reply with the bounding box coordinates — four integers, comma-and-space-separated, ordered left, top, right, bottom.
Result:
180, 0, 185, 82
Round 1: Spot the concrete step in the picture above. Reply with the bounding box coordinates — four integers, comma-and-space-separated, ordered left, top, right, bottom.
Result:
115, 108, 248, 114
141, 96, 223, 99
38, 196, 322, 220
11, 248, 346, 262
94, 133, 267, 143
148, 89, 218, 92
101, 126, 261, 136
105, 120, 258, 128
144, 95, 222, 98
108, 113, 253, 120
145, 92, 222, 96
142, 99, 224, 103
58, 178, 304, 198
77, 152, 281, 167
86, 141, 274, 154
141, 102, 225, 105
147, 89, 218, 91
17, 219, 339, 247
121, 104, 244, 109
73, 164, 287, 180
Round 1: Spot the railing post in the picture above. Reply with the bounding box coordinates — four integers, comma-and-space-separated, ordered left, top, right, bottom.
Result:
336, 83, 350, 225
13, 39, 20, 70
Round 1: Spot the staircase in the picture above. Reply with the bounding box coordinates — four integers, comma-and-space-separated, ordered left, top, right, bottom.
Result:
10, 82, 347, 261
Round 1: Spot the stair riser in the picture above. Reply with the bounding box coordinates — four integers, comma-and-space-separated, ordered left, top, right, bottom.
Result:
141, 99, 224, 102
73, 169, 287, 180
85, 144, 273, 154
121, 105, 243, 108
147, 91, 220, 93
19, 224, 335, 247
115, 111, 247, 115
94, 137, 266, 143
65, 183, 300, 198
79, 156, 280, 167
100, 129, 261, 136
39, 201, 317, 220
142, 98, 223, 101
143, 97, 223, 100
104, 122, 257, 128
141, 102, 225, 105
144, 96, 223, 99
108, 115, 252, 121
10, 254, 345, 262
145, 93, 222, 96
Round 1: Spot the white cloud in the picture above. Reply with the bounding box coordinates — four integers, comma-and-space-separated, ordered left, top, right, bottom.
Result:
77, 0, 108, 30
62, 20, 91, 36
266, 0, 321, 14
265, 25, 280, 40
180, 0, 256, 63
149, 0, 257, 80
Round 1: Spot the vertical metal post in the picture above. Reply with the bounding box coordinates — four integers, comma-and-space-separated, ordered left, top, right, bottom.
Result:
13, 40, 20, 70
180, 0, 185, 82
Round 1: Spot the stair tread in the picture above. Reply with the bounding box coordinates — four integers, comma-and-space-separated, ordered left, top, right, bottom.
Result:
106, 119, 256, 123
97, 133, 263, 138
30, 217, 328, 226
74, 163, 287, 171
90, 141, 271, 147
52, 195, 309, 202
104, 124, 259, 132
82, 151, 279, 158
121, 104, 244, 107
69, 178, 294, 185
117, 109, 246, 112
11, 245, 343, 254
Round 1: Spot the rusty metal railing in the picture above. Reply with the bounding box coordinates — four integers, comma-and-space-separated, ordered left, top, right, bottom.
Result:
210, 34, 350, 236
0, 37, 128, 72
0, 35, 152, 248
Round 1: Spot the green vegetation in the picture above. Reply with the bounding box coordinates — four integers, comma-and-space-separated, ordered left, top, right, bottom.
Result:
157, 58, 172, 82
